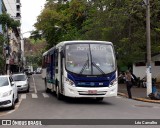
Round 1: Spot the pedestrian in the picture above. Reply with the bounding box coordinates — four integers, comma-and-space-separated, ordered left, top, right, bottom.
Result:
118, 72, 125, 84
150, 78, 160, 100
125, 70, 133, 99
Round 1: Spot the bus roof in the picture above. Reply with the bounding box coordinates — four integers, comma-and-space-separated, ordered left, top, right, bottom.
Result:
56, 40, 113, 48
42, 46, 55, 56
43, 40, 113, 56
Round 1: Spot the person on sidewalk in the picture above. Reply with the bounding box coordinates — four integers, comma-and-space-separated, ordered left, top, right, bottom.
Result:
149, 79, 160, 100
125, 70, 133, 99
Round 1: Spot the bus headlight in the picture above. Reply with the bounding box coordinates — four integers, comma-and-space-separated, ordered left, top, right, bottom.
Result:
109, 78, 117, 87
65, 77, 75, 87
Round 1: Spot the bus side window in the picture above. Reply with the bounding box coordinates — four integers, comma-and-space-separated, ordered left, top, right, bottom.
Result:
55, 50, 58, 73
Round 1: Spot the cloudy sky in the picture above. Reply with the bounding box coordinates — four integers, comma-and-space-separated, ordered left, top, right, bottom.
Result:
21, 0, 46, 37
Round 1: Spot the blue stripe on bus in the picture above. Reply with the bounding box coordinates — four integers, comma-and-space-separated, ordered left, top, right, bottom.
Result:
67, 72, 116, 87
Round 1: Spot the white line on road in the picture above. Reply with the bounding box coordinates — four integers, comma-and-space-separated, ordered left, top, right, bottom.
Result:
21, 94, 26, 99
32, 93, 38, 98
32, 75, 37, 94
116, 96, 122, 98
42, 93, 49, 98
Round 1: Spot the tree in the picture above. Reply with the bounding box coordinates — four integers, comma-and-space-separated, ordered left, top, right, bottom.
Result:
0, 13, 21, 73
35, 0, 160, 69
0, 13, 21, 30
0, 34, 5, 74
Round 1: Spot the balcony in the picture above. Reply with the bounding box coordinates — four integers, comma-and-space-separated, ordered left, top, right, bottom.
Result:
16, 0, 20, 3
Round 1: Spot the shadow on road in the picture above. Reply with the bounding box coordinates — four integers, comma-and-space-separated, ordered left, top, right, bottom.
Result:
49, 92, 113, 105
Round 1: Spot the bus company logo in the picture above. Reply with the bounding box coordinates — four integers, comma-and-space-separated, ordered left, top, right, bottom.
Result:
90, 82, 95, 86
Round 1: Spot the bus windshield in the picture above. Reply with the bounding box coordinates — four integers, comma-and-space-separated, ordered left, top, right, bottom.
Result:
65, 43, 116, 75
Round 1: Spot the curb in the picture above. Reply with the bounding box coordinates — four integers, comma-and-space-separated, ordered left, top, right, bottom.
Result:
118, 92, 160, 104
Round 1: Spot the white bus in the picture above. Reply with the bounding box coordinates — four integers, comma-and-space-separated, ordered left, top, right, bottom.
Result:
42, 40, 117, 101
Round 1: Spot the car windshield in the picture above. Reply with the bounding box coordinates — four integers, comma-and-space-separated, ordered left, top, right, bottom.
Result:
65, 43, 116, 75
12, 74, 27, 81
0, 77, 9, 87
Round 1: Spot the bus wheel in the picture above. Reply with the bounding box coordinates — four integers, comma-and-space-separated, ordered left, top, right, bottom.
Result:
46, 88, 50, 93
45, 84, 50, 93
56, 86, 62, 100
95, 97, 104, 102
45, 79, 50, 93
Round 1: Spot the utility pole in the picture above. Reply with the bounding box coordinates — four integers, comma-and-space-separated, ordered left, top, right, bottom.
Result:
144, 0, 152, 96
21, 31, 33, 70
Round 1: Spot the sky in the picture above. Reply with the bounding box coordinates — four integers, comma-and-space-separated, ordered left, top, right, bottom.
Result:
21, 0, 46, 37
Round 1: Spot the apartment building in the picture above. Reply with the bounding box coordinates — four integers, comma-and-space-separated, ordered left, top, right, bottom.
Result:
3, 0, 22, 73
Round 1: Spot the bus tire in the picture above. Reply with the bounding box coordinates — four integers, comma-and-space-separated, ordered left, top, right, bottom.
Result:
95, 97, 104, 102
45, 78, 50, 93
56, 86, 63, 100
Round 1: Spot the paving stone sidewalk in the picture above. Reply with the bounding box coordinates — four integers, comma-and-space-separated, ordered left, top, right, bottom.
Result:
118, 84, 160, 103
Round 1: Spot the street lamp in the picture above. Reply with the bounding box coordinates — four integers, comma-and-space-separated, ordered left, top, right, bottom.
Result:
143, 0, 152, 96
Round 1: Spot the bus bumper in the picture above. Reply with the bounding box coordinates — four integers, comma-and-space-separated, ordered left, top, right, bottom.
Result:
64, 85, 118, 98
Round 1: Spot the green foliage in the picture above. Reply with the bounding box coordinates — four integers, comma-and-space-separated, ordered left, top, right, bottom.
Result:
0, 13, 21, 30
30, 30, 42, 41
35, 0, 160, 68
0, 34, 5, 73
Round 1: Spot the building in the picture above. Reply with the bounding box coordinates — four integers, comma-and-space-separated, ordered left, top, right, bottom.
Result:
133, 53, 160, 82
3, 0, 22, 73
0, 0, 7, 33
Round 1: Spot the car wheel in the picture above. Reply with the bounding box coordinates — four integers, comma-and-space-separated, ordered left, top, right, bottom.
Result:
15, 93, 19, 103
26, 86, 30, 93
10, 96, 15, 109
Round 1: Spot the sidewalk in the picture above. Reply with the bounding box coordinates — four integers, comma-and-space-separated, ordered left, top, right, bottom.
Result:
118, 84, 160, 103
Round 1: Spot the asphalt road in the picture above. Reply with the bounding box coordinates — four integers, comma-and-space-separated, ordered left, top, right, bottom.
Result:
0, 74, 160, 128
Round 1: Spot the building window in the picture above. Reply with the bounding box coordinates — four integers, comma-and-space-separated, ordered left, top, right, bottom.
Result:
135, 62, 146, 66
16, 13, 21, 18
17, 5, 20, 11
16, 0, 20, 3
155, 61, 160, 66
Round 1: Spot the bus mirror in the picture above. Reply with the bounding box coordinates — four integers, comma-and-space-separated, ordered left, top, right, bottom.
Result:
116, 52, 118, 60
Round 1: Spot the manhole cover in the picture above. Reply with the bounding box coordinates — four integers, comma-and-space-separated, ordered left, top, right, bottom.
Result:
134, 105, 153, 108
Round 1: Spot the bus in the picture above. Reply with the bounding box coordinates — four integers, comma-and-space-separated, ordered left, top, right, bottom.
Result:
42, 40, 117, 101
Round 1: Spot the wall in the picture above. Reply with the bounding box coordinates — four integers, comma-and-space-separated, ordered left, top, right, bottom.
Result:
133, 61, 160, 82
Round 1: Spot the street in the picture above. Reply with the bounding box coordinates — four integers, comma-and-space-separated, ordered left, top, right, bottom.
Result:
0, 74, 160, 128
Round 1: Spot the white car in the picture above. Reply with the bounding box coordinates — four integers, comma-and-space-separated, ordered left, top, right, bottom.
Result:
0, 75, 19, 109
12, 73, 30, 92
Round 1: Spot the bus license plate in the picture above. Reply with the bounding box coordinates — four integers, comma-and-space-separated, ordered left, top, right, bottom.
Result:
88, 90, 97, 94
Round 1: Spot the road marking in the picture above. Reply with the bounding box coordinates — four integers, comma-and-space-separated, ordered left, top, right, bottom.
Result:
21, 94, 26, 99
32, 93, 38, 98
42, 93, 49, 98
32, 75, 37, 94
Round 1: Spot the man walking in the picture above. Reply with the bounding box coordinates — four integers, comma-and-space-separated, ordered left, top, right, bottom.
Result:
125, 70, 133, 99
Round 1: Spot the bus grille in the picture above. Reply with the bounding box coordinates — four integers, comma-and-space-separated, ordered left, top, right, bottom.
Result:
78, 91, 107, 95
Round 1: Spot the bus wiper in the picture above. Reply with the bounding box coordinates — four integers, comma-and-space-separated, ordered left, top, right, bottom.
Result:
91, 61, 105, 75
80, 54, 89, 74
